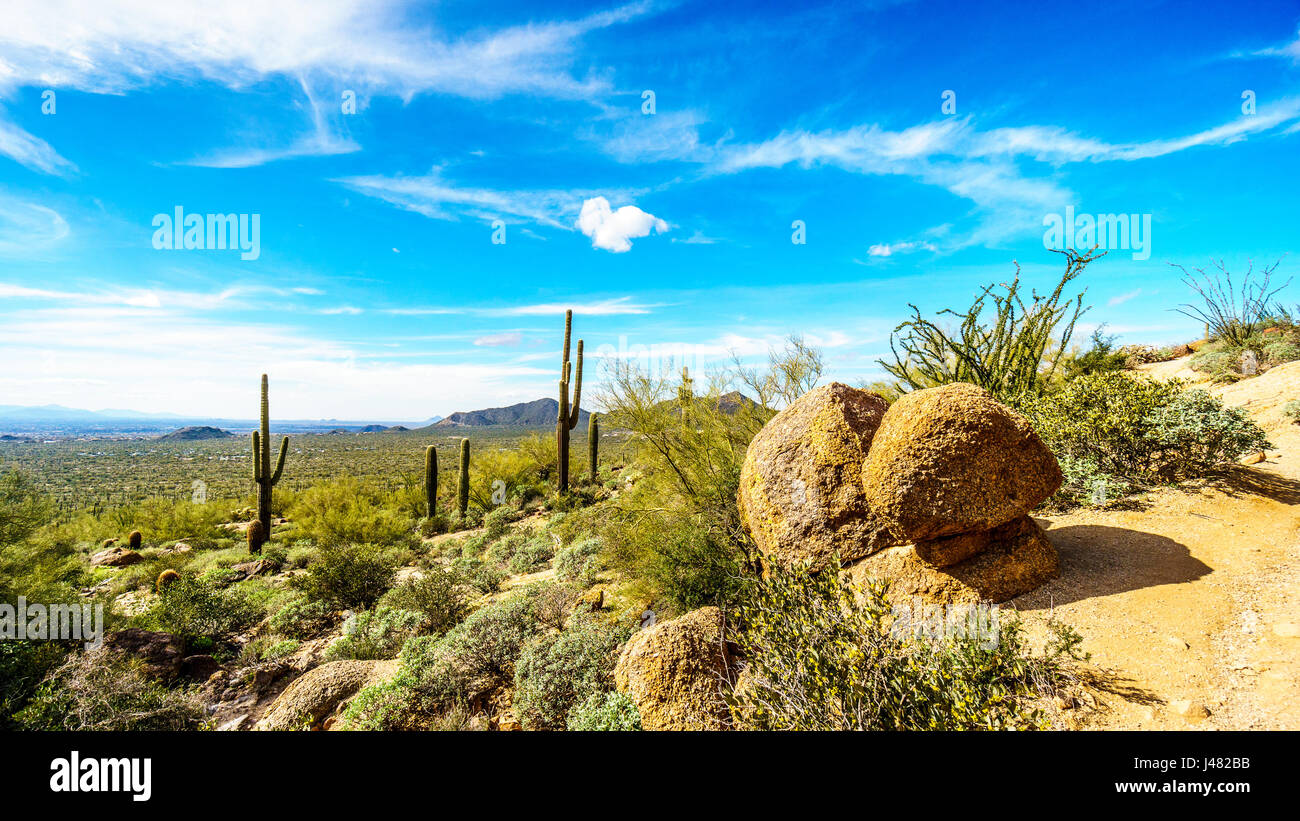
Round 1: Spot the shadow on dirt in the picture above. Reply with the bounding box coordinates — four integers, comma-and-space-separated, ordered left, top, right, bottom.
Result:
1213, 465, 1300, 506
1016, 524, 1211, 608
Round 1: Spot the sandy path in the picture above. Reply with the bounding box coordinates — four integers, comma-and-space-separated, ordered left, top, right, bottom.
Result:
1012, 358, 1300, 729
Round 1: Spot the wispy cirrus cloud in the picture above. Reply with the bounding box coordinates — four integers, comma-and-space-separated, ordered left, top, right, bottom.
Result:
0, 193, 70, 255
0, 114, 77, 175
385, 297, 661, 317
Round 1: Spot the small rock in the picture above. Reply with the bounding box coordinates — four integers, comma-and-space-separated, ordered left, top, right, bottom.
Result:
495, 709, 522, 732
90, 546, 144, 567
161, 542, 193, 555
180, 654, 222, 681
231, 559, 272, 578
1169, 699, 1211, 723
217, 715, 248, 732
1165, 635, 1190, 650
1239, 451, 1267, 465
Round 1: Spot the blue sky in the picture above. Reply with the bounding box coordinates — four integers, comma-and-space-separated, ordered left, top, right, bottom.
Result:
0, 0, 1298, 420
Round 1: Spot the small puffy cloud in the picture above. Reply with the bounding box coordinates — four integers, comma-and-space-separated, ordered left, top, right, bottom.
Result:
474, 332, 523, 347
577, 196, 667, 253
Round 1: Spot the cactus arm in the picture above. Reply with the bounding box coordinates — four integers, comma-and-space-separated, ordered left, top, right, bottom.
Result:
270, 436, 288, 484
568, 339, 583, 429
252, 431, 262, 481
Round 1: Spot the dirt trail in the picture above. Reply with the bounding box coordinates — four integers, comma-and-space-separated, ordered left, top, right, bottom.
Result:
1013, 358, 1300, 729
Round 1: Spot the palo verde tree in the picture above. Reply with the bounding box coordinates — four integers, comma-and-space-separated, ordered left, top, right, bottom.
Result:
556, 309, 584, 493
250, 374, 288, 552
880, 248, 1103, 402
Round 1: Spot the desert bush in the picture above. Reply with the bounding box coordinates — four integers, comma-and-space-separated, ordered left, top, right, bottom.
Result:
880, 249, 1099, 400
380, 566, 470, 636
1021, 372, 1269, 486
288, 476, 414, 546
1264, 341, 1300, 365
1060, 327, 1129, 380
1174, 258, 1289, 347
513, 616, 629, 729
554, 537, 602, 585
1285, 400, 1300, 423
144, 573, 259, 639
566, 690, 642, 731
521, 581, 585, 631
726, 559, 1084, 730
452, 556, 508, 595
294, 542, 400, 610
482, 506, 515, 541
268, 597, 337, 640
507, 536, 555, 575
326, 606, 426, 661
0, 640, 70, 730
1190, 348, 1237, 379
16, 649, 208, 731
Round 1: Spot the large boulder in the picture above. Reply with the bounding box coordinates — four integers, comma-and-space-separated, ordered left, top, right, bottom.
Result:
739, 383, 903, 569
255, 659, 399, 731
845, 515, 1059, 604
614, 607, 731, 731
862, 383, 1062, 542
90, 546, 143, 567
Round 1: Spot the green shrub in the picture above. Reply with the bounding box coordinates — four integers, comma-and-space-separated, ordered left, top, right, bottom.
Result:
727, 558, 1084, 730
294, 542, 399, 610
482, 506, 515, 541
144, 573, 259, 639
288, 477, 414, 546
1190, 348, 1238, 379
1264, 341, 1300, 365
0, 640, 70, 730
268, 597, 337, 640
380, 566, 470, 636
16, 649, 208, 731
1061, 327, 1129, 379
513, 616, 629, 729
567, 690, 642, 731
453, 556, 507, 595
326, 607, 426, 661
1285, 400, 1300, 423
1021, 372, 1269, 486
507, 537, 555, 575
554, 537, 602, 585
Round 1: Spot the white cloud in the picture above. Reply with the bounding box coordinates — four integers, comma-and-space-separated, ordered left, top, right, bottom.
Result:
0, 0, 654, 100
577, 196, 668, 252
0, 113, 77, 175
867, 240, 937, 257
0, 194, 70, 255
1107, 288, 1143, 307
474, 332, 523, 347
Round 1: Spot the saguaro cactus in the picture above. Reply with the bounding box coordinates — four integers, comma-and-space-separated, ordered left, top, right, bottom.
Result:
556, 309, 583, 493
588, 413, 599, 484
424, 445, 438, 518
457, 438, 470, 518
250, 374, 288, 552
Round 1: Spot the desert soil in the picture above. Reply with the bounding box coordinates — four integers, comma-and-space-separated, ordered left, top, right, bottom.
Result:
1013, 358, 1300, 729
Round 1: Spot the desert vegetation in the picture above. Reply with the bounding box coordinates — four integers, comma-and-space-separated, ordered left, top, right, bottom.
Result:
0, 252, 1292, 732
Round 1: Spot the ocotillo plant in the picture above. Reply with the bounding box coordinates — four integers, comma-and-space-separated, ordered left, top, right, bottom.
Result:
457, 438, 470, 518
250, 374, 288, 553
588, 412, 599, 484
424, 445, 438, 518
556, 309, 583, 493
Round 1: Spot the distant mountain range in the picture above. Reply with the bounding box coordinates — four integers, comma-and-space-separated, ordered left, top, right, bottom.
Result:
0, 403, 444, 438
433, 398, 589, 428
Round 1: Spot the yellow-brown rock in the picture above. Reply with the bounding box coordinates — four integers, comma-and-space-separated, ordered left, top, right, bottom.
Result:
738, 383, 903, 570
862, 383, 1062, 542
614, 607, 731, 730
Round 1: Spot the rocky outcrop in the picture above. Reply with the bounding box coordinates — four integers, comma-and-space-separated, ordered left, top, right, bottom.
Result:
254, 659, 400, 731
614, 607, 731, 731
104, 628, 186, 681
738, 383, 903, 569
738, 381, 1065, 603
90, 545, 144, 567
